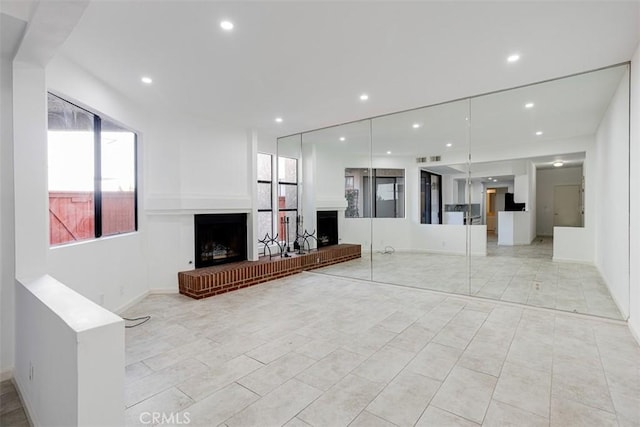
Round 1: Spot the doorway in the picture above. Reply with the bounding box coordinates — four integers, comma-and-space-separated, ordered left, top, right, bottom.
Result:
420, 170, 442, 224
553, 184, 582, 227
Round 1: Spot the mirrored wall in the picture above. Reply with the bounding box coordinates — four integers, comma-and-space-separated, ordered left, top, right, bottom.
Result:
277, 64, 630, 320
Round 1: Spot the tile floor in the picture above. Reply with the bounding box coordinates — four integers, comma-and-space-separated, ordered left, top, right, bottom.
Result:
0, 380, 29, 426
316, 236, 623, 319
122, 273, 640, 426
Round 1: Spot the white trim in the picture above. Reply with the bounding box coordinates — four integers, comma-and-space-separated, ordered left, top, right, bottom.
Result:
115, 290, 149, 314
144, 194, 251, 213
551, 257, 594, 265
0, 368, 13, 382
148, 288, 179, 295
12, 375, 35, 427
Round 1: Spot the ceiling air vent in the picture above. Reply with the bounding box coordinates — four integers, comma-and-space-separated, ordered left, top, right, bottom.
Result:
430, 155, 442, 162
416, 157, 427, 163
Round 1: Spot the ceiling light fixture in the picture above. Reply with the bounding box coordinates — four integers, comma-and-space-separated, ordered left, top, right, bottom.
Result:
220, 20, 234, 30
446, 143, 452, 147
386, 151, 392, 155
507, 54, 520, 63
141, 76, 153, 84
536, 131, 543, 136
488, 177, 493, 180
339, 137, 346, 141
525, 102, 534, 109
553, 162, 564, 167
360, 94, 369, 101
275, 117, 283, 123
412, 123, 421, 129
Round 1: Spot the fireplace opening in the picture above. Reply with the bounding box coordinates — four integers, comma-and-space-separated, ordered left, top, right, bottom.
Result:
194, 213, 247, 268
317, 210, 338, 248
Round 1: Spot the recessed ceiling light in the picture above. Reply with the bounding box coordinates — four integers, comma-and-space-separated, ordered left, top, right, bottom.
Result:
553, 162, 564, 167
360, 94, 369, 101
525, 102, 534, 109
339, 137, 346, 141
446, 143, 453, 147
412, 123, 421, 129
493, 179, 498, 182
275, 117, 283, 123
220, 20, 234, 30
535, 131, 543, 136
386, 151, 392, 155
141, 76, 153, 84
488, 177, 493, 180
507, 53, 520, 63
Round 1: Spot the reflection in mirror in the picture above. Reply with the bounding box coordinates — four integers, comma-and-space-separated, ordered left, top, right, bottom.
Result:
369, 99, 473, 295
300, 120, 372, 281
344, 168, 405, 218
277, 63, 629, 321
275, 134, 301, 251
468, 64, 629, 319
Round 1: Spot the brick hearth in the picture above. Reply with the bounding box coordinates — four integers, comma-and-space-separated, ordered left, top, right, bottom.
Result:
178, 244, 361, 299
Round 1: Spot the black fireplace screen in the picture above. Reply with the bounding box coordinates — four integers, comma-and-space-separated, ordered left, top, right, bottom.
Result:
194, 213, 247, 268
317, 210, 338, 248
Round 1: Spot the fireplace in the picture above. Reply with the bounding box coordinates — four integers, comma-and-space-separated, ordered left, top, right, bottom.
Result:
317, 210, 338, 248
194, 213, 247, 268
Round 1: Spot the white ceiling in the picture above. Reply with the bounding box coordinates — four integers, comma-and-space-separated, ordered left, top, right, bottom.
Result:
24, 0, 639, 137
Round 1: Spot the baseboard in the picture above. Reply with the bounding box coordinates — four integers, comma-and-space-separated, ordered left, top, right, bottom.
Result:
628, 321, 640, 346
0, 368, 13, 382
115, 290, 150, 314
371, 248, 486, 257
594, 264, 630, 320
552, 256, 594, 265
14, 375, 38, 427
149, 288, 179, 294
115, 287, 180, 314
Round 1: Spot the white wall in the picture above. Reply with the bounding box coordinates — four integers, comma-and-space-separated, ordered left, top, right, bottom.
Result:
553, 227, 592, 263
527, 161, 537, 241
0, 12, 23, 378
47, 55, 256, 294
46, 56, 151, 308
595, 68, 630, 319
15, 275, 123, 427
536, 166, 583, 236
629, 44, 640, 339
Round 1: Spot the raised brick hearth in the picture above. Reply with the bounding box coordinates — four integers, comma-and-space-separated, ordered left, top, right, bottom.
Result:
178, 244, 361, 299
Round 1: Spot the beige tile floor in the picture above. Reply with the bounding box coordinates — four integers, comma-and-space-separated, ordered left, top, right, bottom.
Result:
316, 236, 623, 320
122, 273, 640, 426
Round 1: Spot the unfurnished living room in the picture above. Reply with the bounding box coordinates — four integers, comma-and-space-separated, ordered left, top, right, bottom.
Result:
1, 1, 640, 426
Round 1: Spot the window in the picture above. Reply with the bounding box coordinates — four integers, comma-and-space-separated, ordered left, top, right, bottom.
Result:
257, 153, 273, 240
47, 93, 137, 245
345, 168, 405, 218
278, 157, 298, 245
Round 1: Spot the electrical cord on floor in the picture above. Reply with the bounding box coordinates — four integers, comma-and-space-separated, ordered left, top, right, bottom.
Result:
377, 246, 395, 255
122, 315, 151, 328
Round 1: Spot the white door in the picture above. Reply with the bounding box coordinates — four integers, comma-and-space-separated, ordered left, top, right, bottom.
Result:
554, 185, 582, 227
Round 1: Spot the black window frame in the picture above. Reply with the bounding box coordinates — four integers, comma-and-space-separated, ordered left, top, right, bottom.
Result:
47, 92, 138, 243
361, 168, 405, 219
277, 156, 299, 245
257, 153, 274, 239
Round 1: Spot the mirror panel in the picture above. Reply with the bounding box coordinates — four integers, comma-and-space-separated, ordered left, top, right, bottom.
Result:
370, 100, 472, 295
301, 120, 372, 281
468, 64, 629, 319
275, 134, 301, 250
277, 64, 629, 320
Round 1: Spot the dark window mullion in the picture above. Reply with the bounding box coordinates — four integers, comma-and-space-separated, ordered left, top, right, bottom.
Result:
94, 116, 102, 238
133, 133, 139, 231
